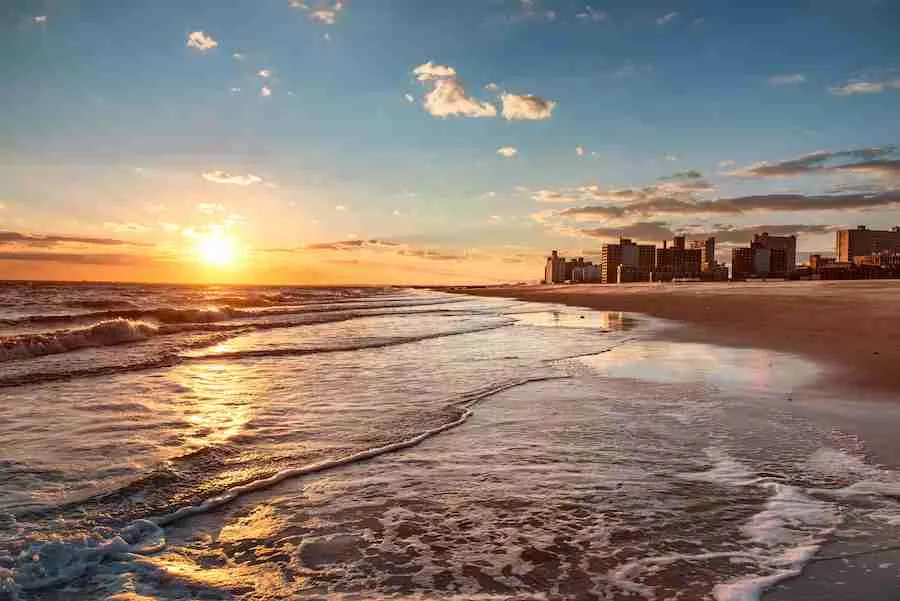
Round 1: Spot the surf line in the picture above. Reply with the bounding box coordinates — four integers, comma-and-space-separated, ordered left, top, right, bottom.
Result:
14, 374, 569, 592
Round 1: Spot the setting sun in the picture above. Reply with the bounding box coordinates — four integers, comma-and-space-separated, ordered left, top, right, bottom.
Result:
197, 233, 236, 266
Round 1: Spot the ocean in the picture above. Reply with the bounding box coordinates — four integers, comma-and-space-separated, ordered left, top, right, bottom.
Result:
1, 282, 899, 600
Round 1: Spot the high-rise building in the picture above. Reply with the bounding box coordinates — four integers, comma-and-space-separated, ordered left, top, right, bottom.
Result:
654, 237, 701, 280
600, 238, 655, 283
836, 226, 900, 262
690, 237, 716, 272
731, 242, 787, 279
544, 250, 565, 283
753, 233, 797, 275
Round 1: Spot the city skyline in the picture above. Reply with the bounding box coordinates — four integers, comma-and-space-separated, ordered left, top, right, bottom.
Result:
2, 0, 900, 284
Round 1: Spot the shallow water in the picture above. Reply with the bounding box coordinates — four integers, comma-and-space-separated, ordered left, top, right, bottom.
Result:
0, 283, 898, 600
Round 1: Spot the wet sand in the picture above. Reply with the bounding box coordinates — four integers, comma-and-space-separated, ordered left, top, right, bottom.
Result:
453, 280, 900, 399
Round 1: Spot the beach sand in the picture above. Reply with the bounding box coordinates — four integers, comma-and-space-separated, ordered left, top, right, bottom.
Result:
454, 280, 900, 399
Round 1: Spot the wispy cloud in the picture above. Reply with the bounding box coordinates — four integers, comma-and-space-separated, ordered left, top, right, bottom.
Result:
575, 6, 606, 22
33, 15, 47, 24
0, 231, 152, 248
728, 146, 897, 178
201, 170, 265, 186
829, 79, 900, 95
291, 0, 345, 25
499, 92, 556, 120
656, 12, 679, 25
187, 31, 218, 52
497, 146, 518, 158
768, 73, 806, 86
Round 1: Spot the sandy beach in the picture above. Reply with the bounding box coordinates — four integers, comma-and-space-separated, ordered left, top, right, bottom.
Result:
454, 280, 900, 398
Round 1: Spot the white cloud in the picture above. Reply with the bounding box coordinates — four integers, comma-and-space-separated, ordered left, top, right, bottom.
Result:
497, 146, 518, 158
719, 159, 737, 168
829, 79, 900, 95
664, 154, 679, 161
576, 146, 585, 156
393, 209, 402, 216
576, 7, 605, 22
656, 12, 678, 25
485, 82, 500, 92
499, 92, 556, 120
197, 203, 226, 214
187, 31, 218, 52
258, 69, 273, 78
232, 52, 245, 61
33, 15, 47, 24
335, 205, 347, 212
310, 1, 345, 24
424, 78, 497, 118
261, 86, 272, 97
323, 32, 332, 41
413, 62, 458, 82
201, 171, 264, 186
768, 73, 806, 86
230, 87, 241, 94
103, 222, 149, 233
404, 93, 415, 103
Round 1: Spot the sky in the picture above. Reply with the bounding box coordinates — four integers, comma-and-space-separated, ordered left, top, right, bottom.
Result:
1, 0, 899, 284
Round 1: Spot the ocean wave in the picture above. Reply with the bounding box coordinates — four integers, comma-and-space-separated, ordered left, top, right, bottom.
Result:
5, 375, 566, 594
0, 319, 160, 362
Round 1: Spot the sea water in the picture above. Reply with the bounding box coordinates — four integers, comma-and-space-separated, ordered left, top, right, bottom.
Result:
1, 282, 898, 600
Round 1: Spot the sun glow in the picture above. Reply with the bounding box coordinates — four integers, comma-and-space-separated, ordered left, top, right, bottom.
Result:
197, 232, 236, 266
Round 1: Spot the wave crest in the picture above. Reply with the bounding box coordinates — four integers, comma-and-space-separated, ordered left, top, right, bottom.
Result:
0, 319, 159, 362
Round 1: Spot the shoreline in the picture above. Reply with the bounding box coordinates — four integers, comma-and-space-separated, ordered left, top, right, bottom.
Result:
449, 280, 900, 400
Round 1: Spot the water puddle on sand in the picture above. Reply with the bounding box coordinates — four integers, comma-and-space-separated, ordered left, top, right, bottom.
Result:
576, 339, 820, 396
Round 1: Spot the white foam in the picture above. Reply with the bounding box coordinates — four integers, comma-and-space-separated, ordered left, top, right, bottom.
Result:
0, 319, 158, 362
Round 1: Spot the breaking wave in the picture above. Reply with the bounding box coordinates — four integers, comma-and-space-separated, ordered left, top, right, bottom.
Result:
0, 319, 160, 362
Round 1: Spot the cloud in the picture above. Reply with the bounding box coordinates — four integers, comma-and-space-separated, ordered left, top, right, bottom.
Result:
33, 15, 47, 24
581, 221, 676, 241
576, 146, 585, 156
578, 222, 838, 245
497, 146, 518, 158
576, 7, 606, 22
484, 82, 500, 92
103, 222, 149, 234
560, 190, 900, 221
335, 205, 347, 211
202, 170, 264, 186
423, 78, 497, 118
404, 93, 415, 103
305, 239, 399, 251
768, 74, 806, 86
397, 249, 466, 261
293, 0, 345, 25
413, 62, 457, 82
534, 177, 715, 206
829, 159, 900, 178
0, 231, 152, 248
664, 154, 679, 161
187, 31, 218, 52
232, 52, 245, 61
656, 12, 678, 25
197, 203, 226, 214
261, 86, 273, 97
829, 79, 900, 96
0, 252, 152, 266
660, 169, 703, 180
257, 69, 273, 78
728, 146, 897, 178
499, 93, 556, 120
718, 159, 736, 168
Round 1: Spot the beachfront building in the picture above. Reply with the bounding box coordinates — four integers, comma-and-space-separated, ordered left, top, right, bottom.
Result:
731, 242, 787, 279
690, 237, 717, 273
600, 238, 655, 283
836, 226, 900, 262
653, 236, 702, 281
544, 250, 565, 283
752, 233, 797, 275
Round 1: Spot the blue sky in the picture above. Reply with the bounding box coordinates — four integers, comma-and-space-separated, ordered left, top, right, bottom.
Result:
1, 0, 899, 283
